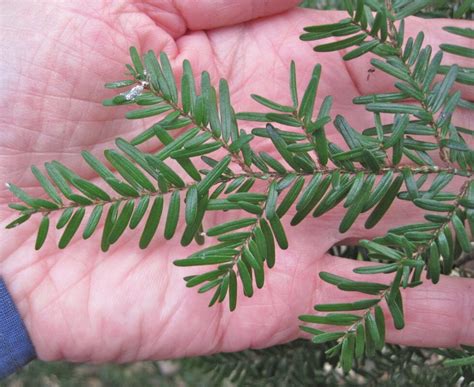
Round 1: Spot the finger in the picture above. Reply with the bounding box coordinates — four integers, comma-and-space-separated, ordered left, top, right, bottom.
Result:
169, 0, 300, 31
306, 255, 474, 348
340, 14, 474, 99
340, 176, 468, 243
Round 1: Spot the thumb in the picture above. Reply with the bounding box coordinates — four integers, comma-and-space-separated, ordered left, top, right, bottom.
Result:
170, 0, 300, 31
139, 0, 301, 73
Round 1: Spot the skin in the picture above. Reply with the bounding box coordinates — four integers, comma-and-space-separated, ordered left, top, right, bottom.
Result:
0, 1, 473, 363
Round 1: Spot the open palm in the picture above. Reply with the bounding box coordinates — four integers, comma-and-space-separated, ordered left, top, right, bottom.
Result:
1, 1, 472, 362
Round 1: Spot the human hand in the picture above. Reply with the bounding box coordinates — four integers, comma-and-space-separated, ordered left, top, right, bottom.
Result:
1, 1, 473, 363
